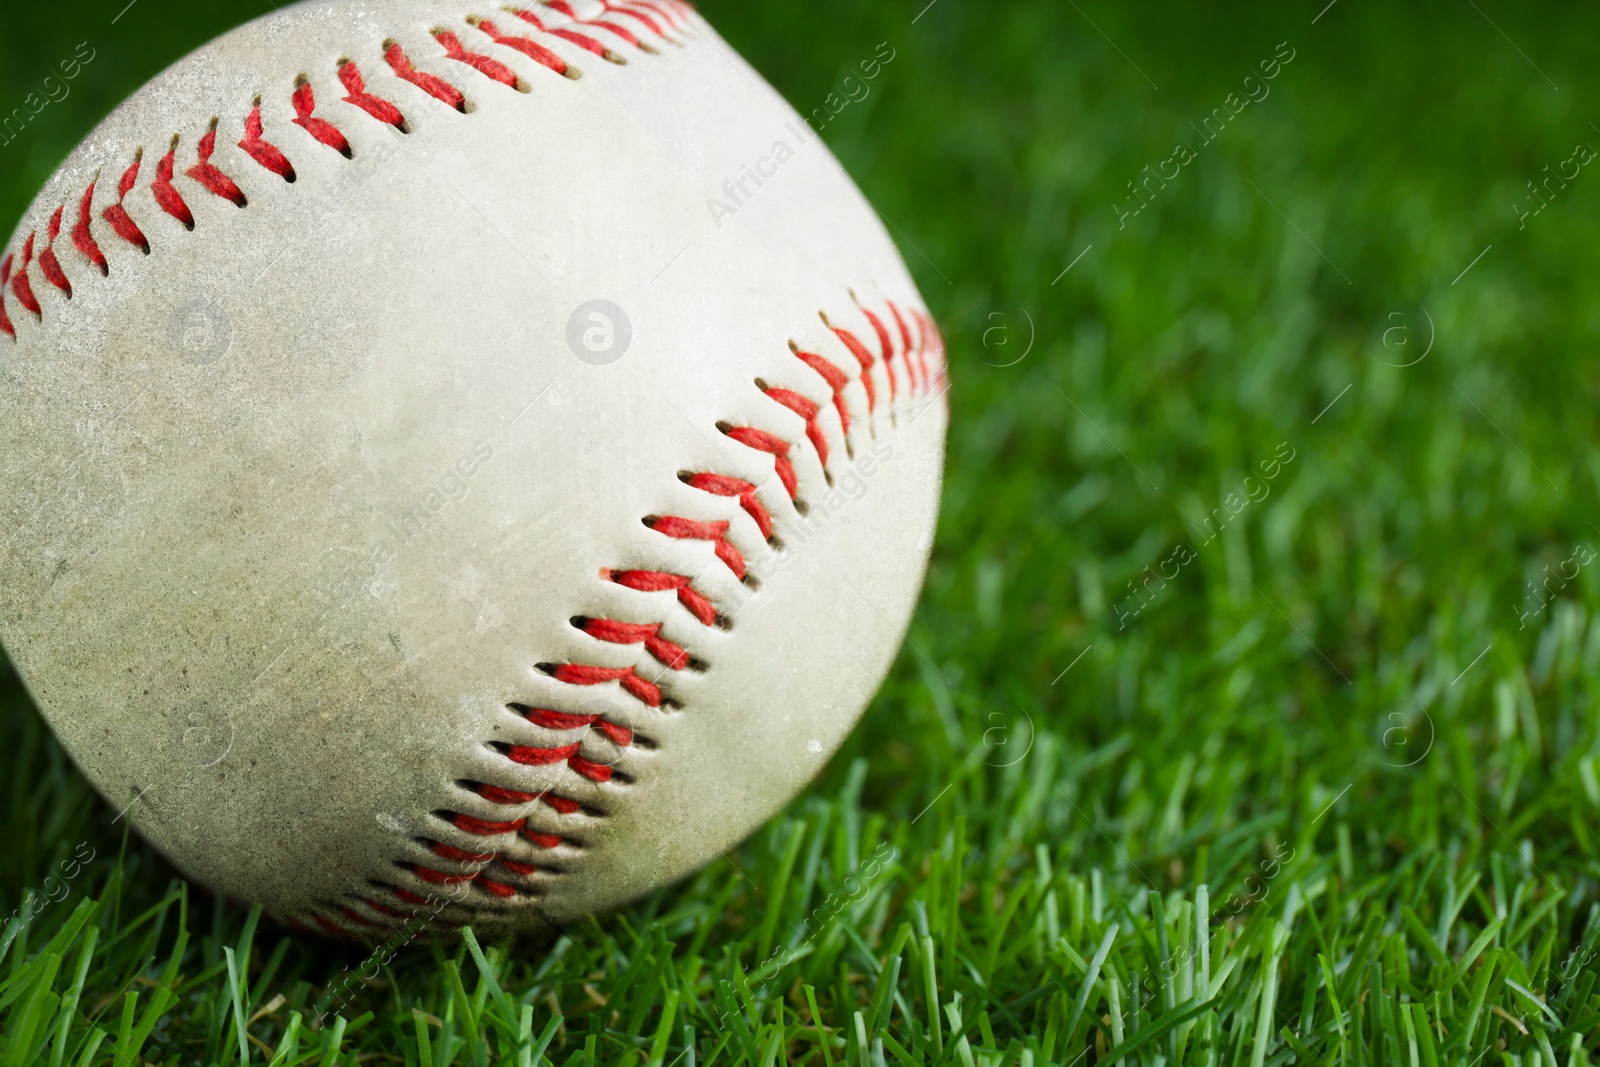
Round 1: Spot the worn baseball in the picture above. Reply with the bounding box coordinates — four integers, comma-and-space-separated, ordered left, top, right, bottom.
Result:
0, 0, 945, 935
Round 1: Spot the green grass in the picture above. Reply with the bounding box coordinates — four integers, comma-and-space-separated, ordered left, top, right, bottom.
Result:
6, 0, 1600, 1063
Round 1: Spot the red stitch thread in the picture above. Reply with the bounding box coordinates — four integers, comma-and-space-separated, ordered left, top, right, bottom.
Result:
478, 876, 517, 897
338, 60, 410, 130
10, 235, 40, 318
384, 39, 468, 111
506, 741, 582, 765
72, 182, 107, 275
604, 569, 719, 627
499, 858, 542, 876
38, 208, 71, 297
719, 424, 798, 500
569, 755, 613, 782
790, 341, 853, 442
466, 17, 574, 78
633, 0, 689, 30
432, 841, 496, 863
542, 793, 582, 814
519, 704, 634, 746
291, 77, 353, 157
858, 301, 897, 406
542, 662, 663, 707
823, 312, 877, 414
395, 888, 429, 905
473, 781, 582, 814
758, 382, 830, 472
508, 7, 624, 63
645, 515, 745, 579
681, 472, 772, 538
523, 829, 563, 848
339, 907, 379, 926
544, 0, 657, 53
151, 139, 195, 229
886, 300, 917, 393
0, 256, 13, 340
239, 99, 296, 181
433, 28, 523, 89
575, 616, 691, 670
916, 309, 943, 388
102, 151, 151, 253
415, 865, 477, 885
185, 118, 249, 206
597, 0, 668, 39
451, 813, 525, 835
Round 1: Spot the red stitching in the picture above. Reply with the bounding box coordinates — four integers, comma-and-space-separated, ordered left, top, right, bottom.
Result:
597, 0, 666, 38
432, 841, 496, 863
152, 139, 195, 229
823, 312, 877, 415
519, 702, 634, 745
0, 257, 13, 340
38, 208, 72, 297
523, 829, 563, 848
858, 302, 897, 407
239, 99, 296, 181
291, 77, 352, 157
544, 0, 657, 53
10, 235, 40, 318
541, 662, 662, 707
499, 858, 543, 876
415, 865, 477, 885
433, 28, 523, 89
473, 781, 582, 815
645, 514, 745, 579
478, 875, 518, 897
467, 16, 574, 79
506, 741, 581, 765
452, 812, 525, 835
575, 615, 691, 670
384, 39, 468, 111
719, 424, 798, 500
886, 300, 917, 393
790, 341, 853, 441
508, 7, 624, 64
72, 182, 107, 275
604, 569, 720, 627
758, 383, 830, 473
338, 61, 410, 130
185, 118, 249, 206
102, 151, 151, 253
682, 471, 772, 539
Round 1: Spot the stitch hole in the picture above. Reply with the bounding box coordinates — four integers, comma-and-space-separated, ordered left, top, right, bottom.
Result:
534, 662, 559, 675
742, 574, 760, 590
629, 733, 659, 751
767, 534, 784, 551
640, 515, 659, 530
685, 656, 710, 673
714, 613, 733, 631
794, 499, 810, 516
660, 697, 684, 711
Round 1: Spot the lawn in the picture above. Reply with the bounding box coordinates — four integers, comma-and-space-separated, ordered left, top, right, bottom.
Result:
5, 0, 1600, 1063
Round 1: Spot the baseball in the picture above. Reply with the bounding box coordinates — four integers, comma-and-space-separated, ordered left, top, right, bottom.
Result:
0, 0, 945, 936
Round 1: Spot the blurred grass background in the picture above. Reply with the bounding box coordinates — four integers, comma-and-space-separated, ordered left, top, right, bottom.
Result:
5, 0, 1600, 1063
